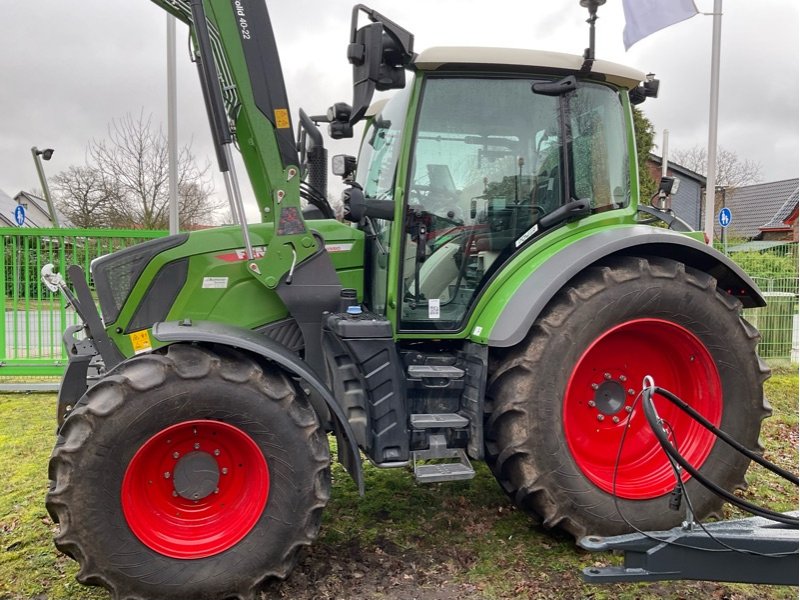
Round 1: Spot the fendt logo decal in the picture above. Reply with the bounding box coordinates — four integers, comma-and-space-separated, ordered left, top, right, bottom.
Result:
216, 246, 267, 262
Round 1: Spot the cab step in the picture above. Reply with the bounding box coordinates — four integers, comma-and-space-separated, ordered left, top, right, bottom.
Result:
411, 433, 475, 483
410, 413, 469, 429
407, 365, 465, 379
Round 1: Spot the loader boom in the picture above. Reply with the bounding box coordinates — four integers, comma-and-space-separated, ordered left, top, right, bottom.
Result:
149, 0, 314, 289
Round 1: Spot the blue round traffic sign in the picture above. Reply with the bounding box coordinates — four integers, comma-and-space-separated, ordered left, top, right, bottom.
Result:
718, 207, 732, 228
13, 205, 25, 227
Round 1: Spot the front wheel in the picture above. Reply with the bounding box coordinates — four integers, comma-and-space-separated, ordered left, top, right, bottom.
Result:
486, 256, 771, 538
46, 344, 331, 600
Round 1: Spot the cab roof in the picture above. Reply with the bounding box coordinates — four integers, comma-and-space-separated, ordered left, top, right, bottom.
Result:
413, 47, 646, 89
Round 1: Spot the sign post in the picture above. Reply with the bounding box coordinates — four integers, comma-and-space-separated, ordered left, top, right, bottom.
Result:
718, 207, 732, 255
14, 205, 26, 227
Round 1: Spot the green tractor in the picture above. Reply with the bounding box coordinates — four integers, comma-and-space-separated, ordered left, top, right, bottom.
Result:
43, 1, 771, 598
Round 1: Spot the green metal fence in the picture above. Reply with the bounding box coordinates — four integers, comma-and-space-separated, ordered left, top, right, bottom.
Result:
724, 242, 799, 362
0, 227, 166, 379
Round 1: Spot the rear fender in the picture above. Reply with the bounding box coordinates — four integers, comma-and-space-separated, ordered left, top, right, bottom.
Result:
152, 319, 364, 494
486, 225, 765, 348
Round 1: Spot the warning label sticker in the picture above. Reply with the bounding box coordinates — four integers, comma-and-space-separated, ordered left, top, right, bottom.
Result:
274, 108, 290, 129
129, 330, 152, 355
428, 298, 441, 319
202, 277, 229, 289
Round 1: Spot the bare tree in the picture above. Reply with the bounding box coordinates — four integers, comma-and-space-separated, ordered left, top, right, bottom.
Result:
53, 112, 222, 229
51, 165, 120, 228
671, 145, 762, 188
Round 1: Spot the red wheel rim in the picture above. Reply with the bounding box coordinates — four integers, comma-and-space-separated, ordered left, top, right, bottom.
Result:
121, 420, 269, 559
563, 319, 722, 500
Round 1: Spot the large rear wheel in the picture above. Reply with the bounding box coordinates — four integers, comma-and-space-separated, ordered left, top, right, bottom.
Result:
46, 344, 330, 600
486, 256, 771, 538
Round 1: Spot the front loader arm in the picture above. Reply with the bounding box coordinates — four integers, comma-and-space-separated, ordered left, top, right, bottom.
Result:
148, 0, 316, 288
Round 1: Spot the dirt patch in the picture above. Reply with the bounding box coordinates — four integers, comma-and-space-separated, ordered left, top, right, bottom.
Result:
261, 537, 477, 600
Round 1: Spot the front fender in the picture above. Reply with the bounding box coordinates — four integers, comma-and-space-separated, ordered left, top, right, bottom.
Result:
152, 319, 364, 494
485, 225, 765, 348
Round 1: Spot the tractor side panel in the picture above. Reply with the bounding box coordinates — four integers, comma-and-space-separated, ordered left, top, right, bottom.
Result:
105, 221, 364, 358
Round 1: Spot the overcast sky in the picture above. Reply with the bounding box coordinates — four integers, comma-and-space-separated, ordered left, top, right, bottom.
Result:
1, 0, 797, 221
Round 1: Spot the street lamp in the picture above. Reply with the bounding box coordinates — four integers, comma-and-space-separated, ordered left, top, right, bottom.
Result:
31, 146, 60, 228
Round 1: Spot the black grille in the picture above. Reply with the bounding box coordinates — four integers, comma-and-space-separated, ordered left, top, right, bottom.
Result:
92, 234, 188, 325
126, 259, 189, 333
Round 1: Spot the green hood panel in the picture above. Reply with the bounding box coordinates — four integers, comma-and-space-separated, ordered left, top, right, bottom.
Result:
106, 221, 364, 356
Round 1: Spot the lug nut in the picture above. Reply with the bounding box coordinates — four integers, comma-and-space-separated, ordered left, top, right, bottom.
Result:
612, 416, 620, 424
163, 472, 171, 479
172, 491, 178, 497
591, 383, 599, 390
194, 443, 201, 450
214, 449, 220, 456
625, 406, 633, 413
604, 373, 612, 380
214, 488, 219, 494
597, 414, 605, 421
221, 468, 228, 475
172, 452, 180, 459
588, 400, 596, 407
628, 389, 635, 396
619, 375, 627, 382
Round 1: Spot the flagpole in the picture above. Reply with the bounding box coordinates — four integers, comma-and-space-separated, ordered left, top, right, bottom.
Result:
703, 0, 723, 245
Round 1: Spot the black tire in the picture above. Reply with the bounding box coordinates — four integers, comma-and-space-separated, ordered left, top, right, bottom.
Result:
46, 344, 331, 600
485, 256, 771, 539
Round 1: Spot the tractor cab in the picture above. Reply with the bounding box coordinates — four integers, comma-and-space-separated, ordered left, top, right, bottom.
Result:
347, 47, 644, 332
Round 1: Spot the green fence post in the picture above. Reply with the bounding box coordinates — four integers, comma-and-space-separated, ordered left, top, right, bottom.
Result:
0, 235, 5, 362
59, 234, 67, 360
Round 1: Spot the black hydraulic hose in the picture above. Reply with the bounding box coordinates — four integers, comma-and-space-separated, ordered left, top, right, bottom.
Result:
300, 182, 335, 219
641, 386, 798, 527
654, 386, 798, 485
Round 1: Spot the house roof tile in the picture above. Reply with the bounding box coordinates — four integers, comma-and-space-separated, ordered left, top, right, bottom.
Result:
723, 178, 799, 239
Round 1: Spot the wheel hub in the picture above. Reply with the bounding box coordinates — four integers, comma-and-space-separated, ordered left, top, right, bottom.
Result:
563, 319, 722, 500
122, 419, 270, 559
593, 379, 628, 416
173, 451, 220, 501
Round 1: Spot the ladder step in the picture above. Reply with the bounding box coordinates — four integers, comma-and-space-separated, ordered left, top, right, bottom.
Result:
412, 444, 475, 483
410, 413, 469, 429
407, 365, 465, 379
414, 462, 475, 483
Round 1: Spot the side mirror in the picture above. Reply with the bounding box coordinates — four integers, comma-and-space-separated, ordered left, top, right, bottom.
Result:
347, 5, 414, 125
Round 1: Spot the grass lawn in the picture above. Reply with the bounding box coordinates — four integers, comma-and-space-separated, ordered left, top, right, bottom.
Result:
0, 365, 796, 599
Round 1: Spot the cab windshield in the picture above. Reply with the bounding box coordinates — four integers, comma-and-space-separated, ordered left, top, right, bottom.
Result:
399, 76, 629, 330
